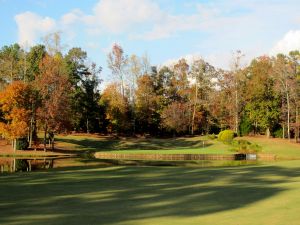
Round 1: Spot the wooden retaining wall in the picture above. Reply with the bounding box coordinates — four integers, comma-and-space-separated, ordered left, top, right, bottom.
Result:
95, 153, 238, 161
257, 153, 277, 161
94, 152, 276, 161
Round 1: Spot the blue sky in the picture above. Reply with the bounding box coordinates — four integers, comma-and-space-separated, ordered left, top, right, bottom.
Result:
1, 0, 300, 80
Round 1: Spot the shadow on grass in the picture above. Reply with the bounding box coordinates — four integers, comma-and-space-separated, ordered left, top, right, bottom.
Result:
55, 136, 212, 153
0, 163, 300, 225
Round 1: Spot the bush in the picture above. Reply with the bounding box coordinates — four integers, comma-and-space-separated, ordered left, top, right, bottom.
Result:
218, 130, 235, 143
16, 138, 29, 150
231, 139, 262, 153
207, 134, 217, 140
249, 143, 262, 152
232, 139, 250, 150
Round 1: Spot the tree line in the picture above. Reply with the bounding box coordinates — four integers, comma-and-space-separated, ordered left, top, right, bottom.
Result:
0, 34, 299, 150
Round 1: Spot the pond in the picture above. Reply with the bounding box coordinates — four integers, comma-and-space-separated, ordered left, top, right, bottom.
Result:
0, 156, 260, 173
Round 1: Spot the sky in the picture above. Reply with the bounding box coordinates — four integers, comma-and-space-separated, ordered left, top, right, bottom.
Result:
1, 0, 300, 80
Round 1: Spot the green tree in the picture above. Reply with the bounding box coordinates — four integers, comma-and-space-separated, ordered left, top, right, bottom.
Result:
0, 43, 22, 85
65, 48, 103, 133
26, 44, 46, 82
244, 56, 280, 137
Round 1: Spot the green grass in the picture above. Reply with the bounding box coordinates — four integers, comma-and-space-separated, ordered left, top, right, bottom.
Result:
56, 135, 234, 154
239, 136, 300, 159
1, 160, 300, 225
56, 134, 300, 159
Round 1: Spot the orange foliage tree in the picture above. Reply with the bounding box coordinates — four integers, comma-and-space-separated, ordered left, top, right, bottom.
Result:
0, 81, 33, 150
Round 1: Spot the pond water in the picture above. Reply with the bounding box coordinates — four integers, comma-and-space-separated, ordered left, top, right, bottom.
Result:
0, 156, 260, 174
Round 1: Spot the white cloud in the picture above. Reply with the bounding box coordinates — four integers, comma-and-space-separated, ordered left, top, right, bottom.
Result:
270, 30, 300, 55
61, 9, 83, 26
132, 14, 202, 40
91, 0, 163, 33
15, 11, 56, 46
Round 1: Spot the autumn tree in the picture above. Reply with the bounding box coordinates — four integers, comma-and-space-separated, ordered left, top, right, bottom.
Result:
289, 51, 300, 141
135, 74, 160, 134
189, 59, 216, 134
100, 83, 129, 133
35, 55, 71, 150
0, 81, 34, 150
126, 54, 150, 134
161, 102, 190, 136
273, 54, 298, 139
107, 44, 128, 99
230, 50, 245, 134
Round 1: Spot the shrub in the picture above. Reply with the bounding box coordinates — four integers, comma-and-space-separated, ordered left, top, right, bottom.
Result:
207, 134, 217, 140
249, 143, 262, 152
218, 130, 235, 143
231, 139, 262, 153
16, 138, 29, 150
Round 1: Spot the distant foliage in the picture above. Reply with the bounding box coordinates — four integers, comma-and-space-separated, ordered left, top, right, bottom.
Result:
218, 130, 235, 143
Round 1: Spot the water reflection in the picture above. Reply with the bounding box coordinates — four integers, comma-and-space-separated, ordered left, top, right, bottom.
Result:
0, 157, 259, 174
0, 157, 55, 173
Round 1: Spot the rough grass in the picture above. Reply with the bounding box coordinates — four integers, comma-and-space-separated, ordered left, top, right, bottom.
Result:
1, 160, 300, 225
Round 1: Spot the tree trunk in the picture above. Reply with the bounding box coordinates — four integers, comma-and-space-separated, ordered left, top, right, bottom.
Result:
13, 158, 16, 172
23, 51, 27, 82
10, 61, 13, 83
12, 139, 17, 152
235, 84, 239, 135
86, 118, 89, 133
51, 135, 55, 150
266, 127, 270, 138
28, 160, 31, 172
287, 91, 291, 140
43, 125, 47, 152
29, 117, 33, 148
191, 84, 198, 135
296, 106, 299, 143
282, 124, 285, 139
